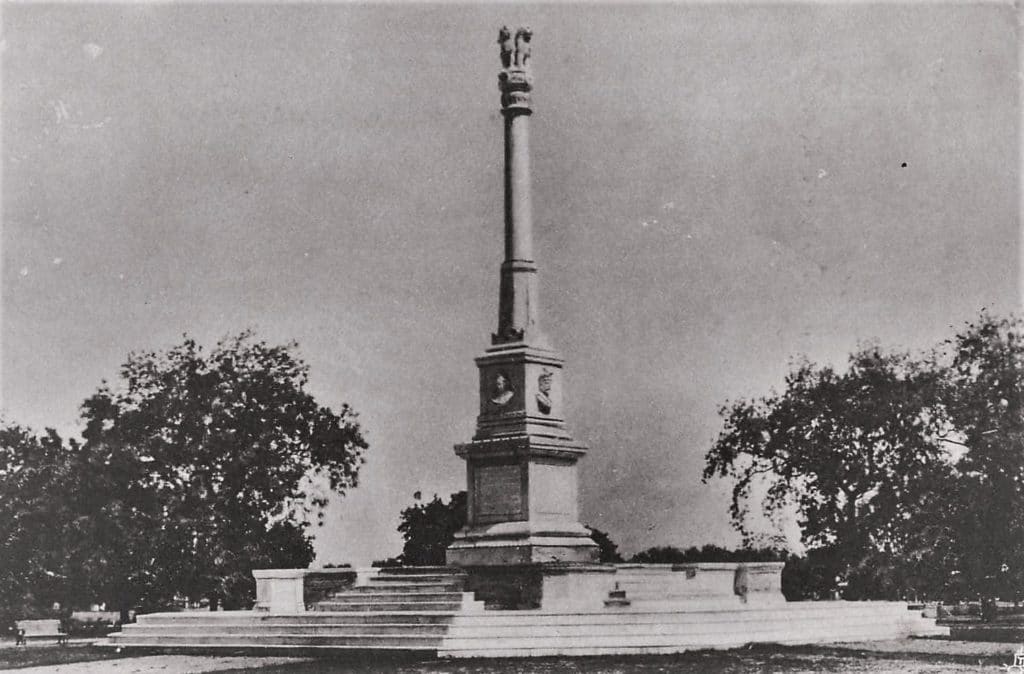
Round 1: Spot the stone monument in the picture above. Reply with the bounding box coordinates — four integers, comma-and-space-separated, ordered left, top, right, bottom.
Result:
108, 28, 949, 653
446, 27, 599, 568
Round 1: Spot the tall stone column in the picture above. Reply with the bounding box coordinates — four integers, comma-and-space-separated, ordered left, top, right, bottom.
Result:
446, 27, 598, 570
496, 42, 541, 346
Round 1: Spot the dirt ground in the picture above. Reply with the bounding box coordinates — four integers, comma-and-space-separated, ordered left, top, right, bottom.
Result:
1, 639, 1020, 673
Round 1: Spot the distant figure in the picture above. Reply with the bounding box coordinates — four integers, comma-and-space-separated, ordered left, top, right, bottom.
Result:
514, 27, 532, 68
498, 26, 514, 68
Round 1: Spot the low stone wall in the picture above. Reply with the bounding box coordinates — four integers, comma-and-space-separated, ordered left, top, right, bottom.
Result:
303, 569, 357, 606
252, 567, 357, 613
460, 561, 786, 611
613, 562, 786, 607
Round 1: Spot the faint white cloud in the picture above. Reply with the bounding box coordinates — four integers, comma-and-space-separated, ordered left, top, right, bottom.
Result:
83, 43, 104, 60
52, 257, 63, 266
50, 100, 70, 123
19, 267, 28, 277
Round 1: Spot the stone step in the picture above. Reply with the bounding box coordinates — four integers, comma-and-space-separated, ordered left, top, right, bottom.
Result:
438, 624, 914, 654
120, 623, 450, 637
441, 634, 903, 659
106, 642, 438, 655
347, 583, 465, 594
313, 601, 463, 612
109, 600, 945, 658
124, 612, 911, 643
376, 566, 461, 575
136, 612, 456, 626
445, 616, 901, 639
326, 592, 465, 603
108, 633, 443, 648
443, 606, 910, 628
373, 574, 465, 584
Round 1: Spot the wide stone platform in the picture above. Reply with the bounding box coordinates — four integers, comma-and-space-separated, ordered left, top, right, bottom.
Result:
106, 565, 947, 658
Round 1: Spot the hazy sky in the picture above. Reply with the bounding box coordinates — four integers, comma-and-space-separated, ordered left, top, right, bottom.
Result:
2, 4, 1018, 565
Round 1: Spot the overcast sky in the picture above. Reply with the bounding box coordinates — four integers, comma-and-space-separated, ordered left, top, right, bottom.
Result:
2, 3, 1018, 564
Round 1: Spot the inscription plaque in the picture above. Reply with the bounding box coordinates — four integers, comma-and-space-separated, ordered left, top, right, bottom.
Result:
530, 462, 574, 518
475, 464, 522, 519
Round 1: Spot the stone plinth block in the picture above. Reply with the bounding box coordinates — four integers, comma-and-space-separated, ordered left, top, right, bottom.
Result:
253, 569, 306, 613
450, 434, 597, 568
458, 563, 614, 610
252, 567, 357, 613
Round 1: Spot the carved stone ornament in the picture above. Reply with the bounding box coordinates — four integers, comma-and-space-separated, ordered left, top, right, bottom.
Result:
499, 26, 532, 71
490, 372, 515, 407
492, 325, 525, 343
514, 27, 532, 68
498, 26, 514, 69
536, 369, 553, 415
500, 88, 532, 110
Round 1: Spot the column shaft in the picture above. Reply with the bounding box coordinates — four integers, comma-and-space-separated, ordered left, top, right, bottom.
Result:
504, 111, 533, 263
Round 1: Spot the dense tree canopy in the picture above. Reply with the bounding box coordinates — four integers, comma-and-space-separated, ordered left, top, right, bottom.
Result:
704, 313, 1024, 608
0, 426, 82, 625
395, 491, 468, 566
704, 347, 950, 598
0, 332, 367, 620
940, 314, 1024, 611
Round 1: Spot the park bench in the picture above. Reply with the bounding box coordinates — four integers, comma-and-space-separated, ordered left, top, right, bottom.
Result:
14, 619, 68, 646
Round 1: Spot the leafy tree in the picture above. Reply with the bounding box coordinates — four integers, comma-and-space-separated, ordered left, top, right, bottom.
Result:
940, 314, 1024, 617
586, 526, 623, 563
0, 425, 134, 624
703, 346, 952, 599
78, 332, 367, 612
396, 492, 467, 566
0, 426, 81, 627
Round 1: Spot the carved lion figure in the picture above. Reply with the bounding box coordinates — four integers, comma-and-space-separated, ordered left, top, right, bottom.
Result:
498, 26, 514, 68
514, 27, 532, 68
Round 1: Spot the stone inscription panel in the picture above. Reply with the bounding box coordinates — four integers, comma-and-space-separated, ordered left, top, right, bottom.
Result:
475, 464, 523, 520
529, 462, 575, 519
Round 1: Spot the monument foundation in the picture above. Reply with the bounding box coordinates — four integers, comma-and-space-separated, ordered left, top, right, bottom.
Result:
445, 26, 598, 576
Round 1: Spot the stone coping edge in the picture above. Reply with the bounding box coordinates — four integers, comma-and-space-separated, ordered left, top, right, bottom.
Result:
614, 562, 786, 571
252, 567, 358, 579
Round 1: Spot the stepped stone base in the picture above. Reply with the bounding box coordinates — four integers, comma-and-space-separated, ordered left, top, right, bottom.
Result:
106, 564, 948, 658
460, 563, 615, 610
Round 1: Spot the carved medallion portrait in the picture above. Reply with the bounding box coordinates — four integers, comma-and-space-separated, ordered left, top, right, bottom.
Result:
490, 372, 514, 406
536, 369, 553, 414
